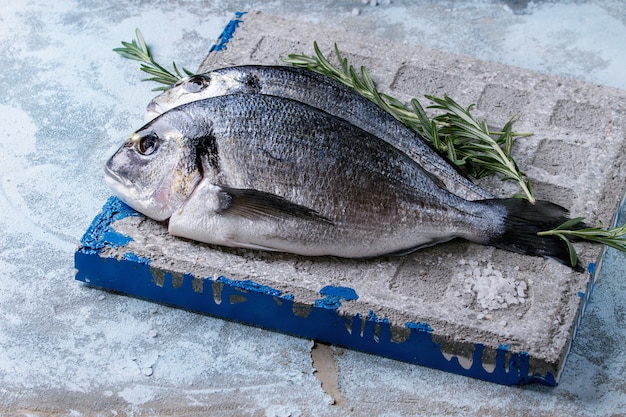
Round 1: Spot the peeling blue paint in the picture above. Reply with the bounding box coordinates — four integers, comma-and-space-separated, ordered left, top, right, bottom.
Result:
587, 262, 596, 275
314, 285, 359, 310
406, 321, 433, 333
208, 12, 246, 53
217, 276, 294, 301
366, 310, 388, 323
79, 197, 142, 254
123, 252, 151, 264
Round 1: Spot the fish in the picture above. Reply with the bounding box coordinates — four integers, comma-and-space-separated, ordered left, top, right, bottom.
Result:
146, 65, 492, 201
105, 93, 583, 270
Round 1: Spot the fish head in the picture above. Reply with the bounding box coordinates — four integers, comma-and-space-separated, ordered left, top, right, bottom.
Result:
105, 111, 205, 221
145, 69, 256, 121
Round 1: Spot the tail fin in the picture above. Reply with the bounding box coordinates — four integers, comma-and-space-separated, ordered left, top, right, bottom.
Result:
483, 199, 587, 272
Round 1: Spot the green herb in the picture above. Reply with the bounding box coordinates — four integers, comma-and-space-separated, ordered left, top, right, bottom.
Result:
425, 96, 535, 203
285, 42, 535, 203
538, 218, 626, 267
113, 28, 193, 91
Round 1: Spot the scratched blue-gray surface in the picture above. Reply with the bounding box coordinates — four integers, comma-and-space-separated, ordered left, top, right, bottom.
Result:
1, 1, 625, 416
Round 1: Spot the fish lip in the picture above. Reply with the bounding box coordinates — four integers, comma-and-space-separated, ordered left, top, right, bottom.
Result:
103, 166, 146, 215
146, 100, 159, 113
104, 164, 120, 182
104, 165, 133, 190
145, 101, 164, 121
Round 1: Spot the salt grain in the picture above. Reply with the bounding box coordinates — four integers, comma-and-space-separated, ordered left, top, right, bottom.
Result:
459, 260, 527, 311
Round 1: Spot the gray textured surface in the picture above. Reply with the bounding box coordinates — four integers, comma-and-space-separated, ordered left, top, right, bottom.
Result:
1, 1, 626, 416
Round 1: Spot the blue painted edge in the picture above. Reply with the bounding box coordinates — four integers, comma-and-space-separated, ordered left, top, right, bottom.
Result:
79, 196, 143, 254
74, 197, 565, 386
208, 11, 247, 53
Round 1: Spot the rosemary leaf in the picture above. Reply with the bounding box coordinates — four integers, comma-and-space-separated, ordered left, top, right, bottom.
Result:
113, 28, 191, 91
538, 219, 626, 266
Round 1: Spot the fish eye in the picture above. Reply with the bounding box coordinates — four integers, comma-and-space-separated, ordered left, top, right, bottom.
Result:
135, 133, 159, 156
184, 75, 209, 93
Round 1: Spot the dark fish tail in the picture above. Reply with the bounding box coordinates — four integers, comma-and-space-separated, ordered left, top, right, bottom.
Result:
483, 199, 587, 271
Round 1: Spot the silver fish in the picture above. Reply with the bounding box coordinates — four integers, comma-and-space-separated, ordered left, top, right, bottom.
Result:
147, 65, 492, 201
105, 94, 581, 270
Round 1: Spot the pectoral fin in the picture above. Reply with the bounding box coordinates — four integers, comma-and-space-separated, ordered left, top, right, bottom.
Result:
215, 185, 333, 224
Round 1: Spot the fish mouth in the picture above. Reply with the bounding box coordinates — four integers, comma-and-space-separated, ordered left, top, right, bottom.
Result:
103, 164, 177, 222
104, 165, 131, 188
145, 101, 164, 121
103, 166, 152, 218
104, 165, 139, 204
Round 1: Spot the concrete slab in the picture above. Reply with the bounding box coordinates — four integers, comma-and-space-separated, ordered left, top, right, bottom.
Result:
75, 11, 626, 386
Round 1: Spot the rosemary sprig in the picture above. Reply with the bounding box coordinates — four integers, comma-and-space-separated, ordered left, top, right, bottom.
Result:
285, 42, 535, 203
113, 28, 193, 91
425, 95, 535, 203
538, 218, 626, 267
